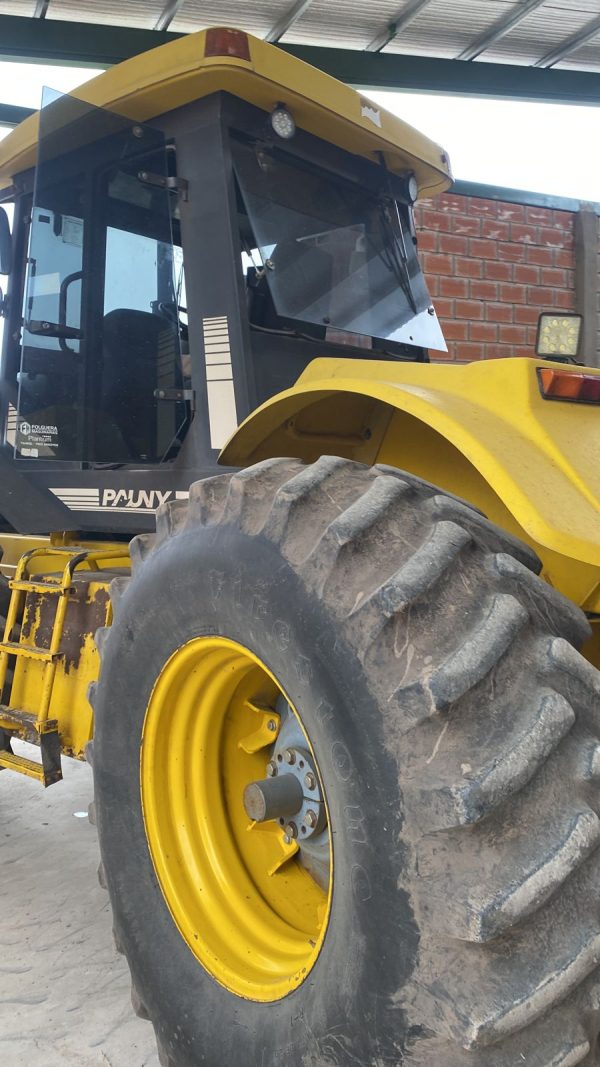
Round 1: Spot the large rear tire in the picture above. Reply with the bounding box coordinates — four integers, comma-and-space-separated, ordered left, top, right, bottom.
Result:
92, 457, 600, 1066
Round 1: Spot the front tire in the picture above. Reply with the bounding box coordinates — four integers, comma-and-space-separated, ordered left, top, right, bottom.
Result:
92, 457, 600, 1066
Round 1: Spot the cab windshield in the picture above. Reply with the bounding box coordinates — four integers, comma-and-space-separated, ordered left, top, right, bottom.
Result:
232, 136, 445, 351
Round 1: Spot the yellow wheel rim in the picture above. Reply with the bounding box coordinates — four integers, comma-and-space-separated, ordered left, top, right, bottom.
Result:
141, 636, 332, 1001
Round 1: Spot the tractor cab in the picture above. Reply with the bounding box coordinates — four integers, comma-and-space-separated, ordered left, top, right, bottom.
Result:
0, 26, 450, 534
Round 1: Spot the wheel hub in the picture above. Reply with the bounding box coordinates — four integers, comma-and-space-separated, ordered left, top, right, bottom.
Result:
244, 742, 327, 841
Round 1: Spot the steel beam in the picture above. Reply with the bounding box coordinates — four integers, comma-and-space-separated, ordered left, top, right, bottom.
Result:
0, 103, 35, 127
534, 13, 600, 68
0, 13, 183, 66
457, 0, 546, 62
0, 15, 597, 104
154, 0, 186, 33
281, 44, 600, 104
365, 0, 434, 53
264, 0, 313, 44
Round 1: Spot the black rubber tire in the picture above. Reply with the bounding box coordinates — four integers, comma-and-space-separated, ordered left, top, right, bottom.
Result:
92, 457, 600, 1067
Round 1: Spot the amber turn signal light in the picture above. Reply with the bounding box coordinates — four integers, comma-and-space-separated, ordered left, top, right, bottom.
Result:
538, 367, 600, 404
205, 28, 251, 61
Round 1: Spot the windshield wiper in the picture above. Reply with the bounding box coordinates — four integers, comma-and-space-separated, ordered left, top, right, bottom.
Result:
376, 152, 417, 314
378, 199, 417, 315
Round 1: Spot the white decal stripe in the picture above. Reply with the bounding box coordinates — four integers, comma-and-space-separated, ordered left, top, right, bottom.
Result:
6, 403, 18, 446
53, 495, 99, 503
202, 315, 238, 450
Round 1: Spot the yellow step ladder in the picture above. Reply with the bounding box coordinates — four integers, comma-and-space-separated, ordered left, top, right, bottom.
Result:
0, 545, 124, 786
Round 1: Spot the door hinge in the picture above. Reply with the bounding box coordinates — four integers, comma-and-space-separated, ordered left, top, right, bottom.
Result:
154, 387, 195, 409
138, 171, 189, 201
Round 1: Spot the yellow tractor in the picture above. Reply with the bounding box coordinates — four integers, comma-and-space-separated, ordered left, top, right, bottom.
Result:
0, 25, 599, 1067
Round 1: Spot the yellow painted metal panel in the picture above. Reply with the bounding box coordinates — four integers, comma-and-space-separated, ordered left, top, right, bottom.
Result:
220, 356, 600, 610
8, 573, 115, 759
0, 28, 451, 198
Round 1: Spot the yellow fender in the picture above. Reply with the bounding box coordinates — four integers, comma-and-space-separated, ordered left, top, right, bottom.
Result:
221, 357, 600, 612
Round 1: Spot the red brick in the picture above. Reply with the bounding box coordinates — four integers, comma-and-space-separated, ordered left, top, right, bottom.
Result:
554, 289, 575, 309
422, 208, 452, 232
528, 286, 555, 306
527, 246, 554, 266
439, 276, 469, 298
484, 343, 512, 359
452, 216, 481, 236
500, 283, 527, 303
470, 322, 498, 342
480, 218, 510, 240
416, 230, 437, 252
440, 320, 468, 341
525, 206, 554, 226
540, 267, 568, 288
497, 242, 526, 262
514, 264, 540, 284
555, 249, 575, 268
455, 299, 484, 320
514, 305, 542, 325
423, 252, 454, 275
439, 233, 469, 255
552, 209, 574, 229
469, 238, 497, 259
426, 274, 439, 297
470, 280, 498, 300
510, 223, 538, 244
455, 256, 483, 279
439, 194, 466, 213
456, 341, 485, 360
467, 197, 499, 217
485, 302, 513, 323
540, 227, 569, 248
499, 324, 527, 344
485, 260, 512, 282
433, 297, 455, 318
496, 204, 526, 223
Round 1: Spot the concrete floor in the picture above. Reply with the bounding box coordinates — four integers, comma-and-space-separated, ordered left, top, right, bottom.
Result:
0, 741, 159, 1067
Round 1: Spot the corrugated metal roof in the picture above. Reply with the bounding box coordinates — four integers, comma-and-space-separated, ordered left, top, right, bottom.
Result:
0, 0, 598, 72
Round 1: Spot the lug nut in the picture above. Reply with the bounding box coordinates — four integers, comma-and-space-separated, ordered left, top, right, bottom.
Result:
284, 821, 298, 839
304, 810, 317, 829
266, 760, 277, 778
304, 772, 316, 790
283, 833, 292, 845
283, 749, 296, 765
267, 719, 277, 732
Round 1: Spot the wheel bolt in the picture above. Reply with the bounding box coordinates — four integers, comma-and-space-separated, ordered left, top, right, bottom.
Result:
284, 821, 298, 838
305, 810, 317, 829
283, 749, 296, 765
304, 772, 316, 790
283, 833, 292, 845
266, 760, 277, 777
267, 719, 277, 732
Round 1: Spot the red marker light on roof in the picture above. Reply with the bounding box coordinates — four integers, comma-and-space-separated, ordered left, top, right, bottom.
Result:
205, 28, 251, 61
538, 367, 600, 404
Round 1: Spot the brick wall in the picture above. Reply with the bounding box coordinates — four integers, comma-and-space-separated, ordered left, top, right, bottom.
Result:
414, 193, 577, 361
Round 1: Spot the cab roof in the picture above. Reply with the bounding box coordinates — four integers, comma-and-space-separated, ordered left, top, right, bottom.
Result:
0, 26, 452, 198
